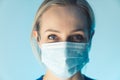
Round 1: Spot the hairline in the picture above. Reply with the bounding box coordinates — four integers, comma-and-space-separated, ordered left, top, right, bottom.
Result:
36, 4, 91, 35
31, 1, 95, 41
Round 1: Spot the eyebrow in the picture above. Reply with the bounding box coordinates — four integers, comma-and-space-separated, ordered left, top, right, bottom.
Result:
45, 29, 60, 33
44, 28, 84, 33
71, 28, 84, 33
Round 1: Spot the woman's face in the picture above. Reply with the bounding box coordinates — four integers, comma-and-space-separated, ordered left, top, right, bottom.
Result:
38, 5, 89, 46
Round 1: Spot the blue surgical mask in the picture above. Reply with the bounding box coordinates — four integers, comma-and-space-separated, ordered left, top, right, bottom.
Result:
40, 42, 90, 79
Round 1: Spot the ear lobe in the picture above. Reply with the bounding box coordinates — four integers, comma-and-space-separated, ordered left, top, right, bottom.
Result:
33, 31, 40, 43
33, 31, 40, 42
33, 31, 38, 39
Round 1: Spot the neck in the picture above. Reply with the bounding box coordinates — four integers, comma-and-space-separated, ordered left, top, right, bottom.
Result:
43, 69, 85, 80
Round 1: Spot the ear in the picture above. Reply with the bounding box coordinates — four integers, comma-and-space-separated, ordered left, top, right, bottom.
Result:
33, 31, 40, 42
33, 31, 38, 39
33, 31, 42, 48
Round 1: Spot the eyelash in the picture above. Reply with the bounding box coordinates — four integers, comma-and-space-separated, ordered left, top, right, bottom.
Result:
48, 34, 58, 40
47, 34, 85, 42
69, 34, 84, 42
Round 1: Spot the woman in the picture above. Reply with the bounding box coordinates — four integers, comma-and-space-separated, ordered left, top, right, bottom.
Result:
31, 0, 95, 80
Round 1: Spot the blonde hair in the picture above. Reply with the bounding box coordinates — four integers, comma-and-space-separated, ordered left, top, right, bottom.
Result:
30, 0, 95, 62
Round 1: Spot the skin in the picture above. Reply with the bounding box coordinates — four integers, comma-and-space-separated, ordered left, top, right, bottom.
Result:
34, 5, 90, 80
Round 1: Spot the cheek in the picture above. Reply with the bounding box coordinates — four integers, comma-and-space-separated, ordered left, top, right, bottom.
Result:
39, 36, 45, 44
38, 40, 44, 48
37, 34, 44, 48
39, 33, 48, 46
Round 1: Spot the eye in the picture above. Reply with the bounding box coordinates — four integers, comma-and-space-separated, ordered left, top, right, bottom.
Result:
70, 34, 85, 42
48, 34, 58, 40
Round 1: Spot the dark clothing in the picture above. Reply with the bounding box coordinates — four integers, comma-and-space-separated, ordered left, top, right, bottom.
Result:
37, 75, 94, 80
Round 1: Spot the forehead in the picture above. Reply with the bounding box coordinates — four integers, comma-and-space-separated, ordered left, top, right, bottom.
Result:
40, 5, 89, 32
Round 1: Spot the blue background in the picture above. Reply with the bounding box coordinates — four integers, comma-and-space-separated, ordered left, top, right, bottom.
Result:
0, 0, 120, 80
